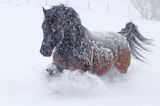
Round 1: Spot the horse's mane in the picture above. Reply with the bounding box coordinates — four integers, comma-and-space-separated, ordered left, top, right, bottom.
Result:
50, 5, 89, 47
48, 4, 91, 58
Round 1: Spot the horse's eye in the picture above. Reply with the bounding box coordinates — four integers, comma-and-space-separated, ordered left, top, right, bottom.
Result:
42, 23, 48, 29
50, 20, 54, 24
51, 17, 57, 23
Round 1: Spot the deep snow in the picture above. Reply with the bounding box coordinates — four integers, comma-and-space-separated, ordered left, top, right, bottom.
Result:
0, 0, 160, 106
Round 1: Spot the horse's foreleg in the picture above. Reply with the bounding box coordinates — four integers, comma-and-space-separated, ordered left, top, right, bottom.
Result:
46, 64, 63, 76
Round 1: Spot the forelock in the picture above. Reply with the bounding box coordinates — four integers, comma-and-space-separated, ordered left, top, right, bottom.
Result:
64, 7, 81, 25
44, 4, 81, 24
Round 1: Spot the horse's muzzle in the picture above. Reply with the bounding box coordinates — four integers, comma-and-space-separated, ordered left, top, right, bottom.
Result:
40, 46, 52, 57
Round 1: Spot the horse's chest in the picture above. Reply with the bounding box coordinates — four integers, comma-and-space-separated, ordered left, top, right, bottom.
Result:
53, 51, 90, 71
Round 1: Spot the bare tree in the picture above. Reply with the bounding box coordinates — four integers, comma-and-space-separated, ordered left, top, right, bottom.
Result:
131, 0, 160, 21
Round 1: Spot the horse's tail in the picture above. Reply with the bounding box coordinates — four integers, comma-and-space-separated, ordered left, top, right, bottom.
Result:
118, 22, 152, 62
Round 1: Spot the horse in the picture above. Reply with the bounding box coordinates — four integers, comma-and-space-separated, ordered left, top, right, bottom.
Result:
40, 4, 152, 76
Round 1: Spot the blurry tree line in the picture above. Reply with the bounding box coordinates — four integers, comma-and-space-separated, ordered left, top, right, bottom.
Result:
131, 0, 160, 21
5, 0, 160, 21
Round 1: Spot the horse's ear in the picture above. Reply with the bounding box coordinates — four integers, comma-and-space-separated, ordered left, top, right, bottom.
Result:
42, 7, 47, 15
60, 4, 65, 7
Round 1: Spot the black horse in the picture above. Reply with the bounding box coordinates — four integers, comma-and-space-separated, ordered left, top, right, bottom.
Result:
40, 4, 152, 76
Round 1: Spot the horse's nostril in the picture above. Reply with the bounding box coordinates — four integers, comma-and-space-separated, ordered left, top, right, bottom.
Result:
40, 47, 52, 57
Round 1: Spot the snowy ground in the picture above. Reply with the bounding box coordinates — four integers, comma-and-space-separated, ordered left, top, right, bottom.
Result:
0, 1, 160, 106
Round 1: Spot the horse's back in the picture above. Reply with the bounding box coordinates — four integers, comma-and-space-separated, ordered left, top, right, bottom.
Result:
90, 32, 131, 74
91, 32, 129, 55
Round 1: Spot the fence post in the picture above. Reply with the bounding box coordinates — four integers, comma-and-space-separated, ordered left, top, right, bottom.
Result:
106, 1, 109, 12
9, 0, 11, 4
45, 0, 48, 6
26, 0, 29, 5
87, 2, 90, 10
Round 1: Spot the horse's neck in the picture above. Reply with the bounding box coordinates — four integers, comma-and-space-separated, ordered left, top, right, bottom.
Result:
62, 25, 86, 47
55, 28, 77, 57
55, 25, 90, 58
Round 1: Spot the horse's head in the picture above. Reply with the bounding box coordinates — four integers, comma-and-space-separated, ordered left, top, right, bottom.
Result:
40, 4, 82, 56
40, 5, 65, 56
